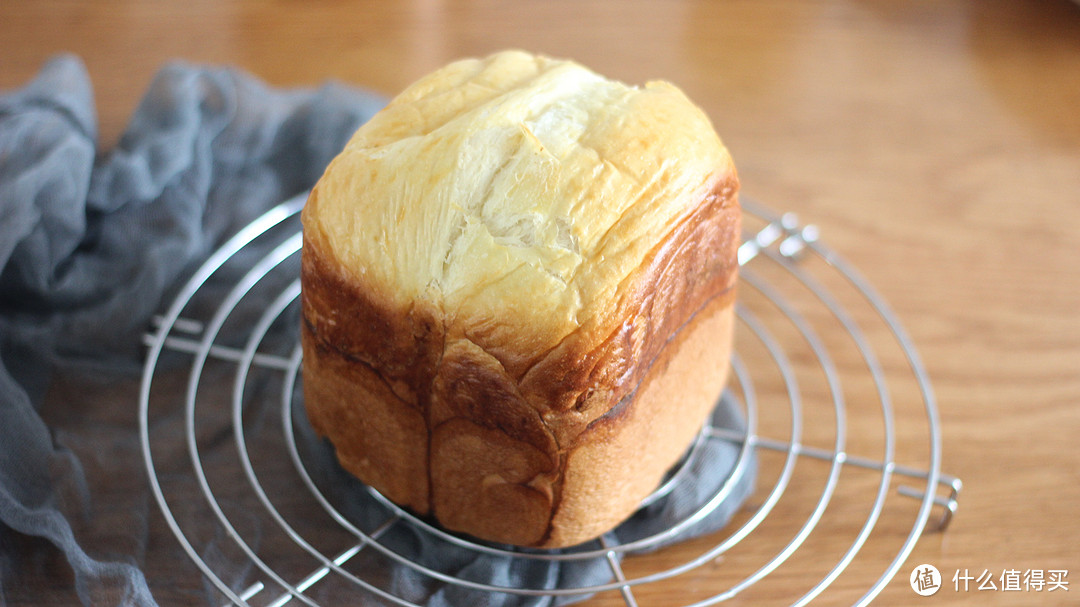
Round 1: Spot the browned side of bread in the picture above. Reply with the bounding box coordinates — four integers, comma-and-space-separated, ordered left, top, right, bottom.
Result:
546, 285, 735, 547
301, 174, 739, 547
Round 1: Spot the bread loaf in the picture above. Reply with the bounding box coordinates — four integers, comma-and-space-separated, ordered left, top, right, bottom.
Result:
301, 50, 740, 548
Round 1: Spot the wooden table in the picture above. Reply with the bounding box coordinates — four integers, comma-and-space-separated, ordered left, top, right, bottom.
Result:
3, 1, 1078, 605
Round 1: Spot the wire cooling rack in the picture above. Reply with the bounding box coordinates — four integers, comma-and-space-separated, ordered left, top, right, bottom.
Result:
140, 191, 962, 606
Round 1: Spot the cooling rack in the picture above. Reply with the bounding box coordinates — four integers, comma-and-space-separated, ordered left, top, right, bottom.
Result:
140, 191, 962, 606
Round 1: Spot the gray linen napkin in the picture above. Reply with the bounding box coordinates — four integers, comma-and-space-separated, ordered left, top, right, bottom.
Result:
0, 56, 755, 606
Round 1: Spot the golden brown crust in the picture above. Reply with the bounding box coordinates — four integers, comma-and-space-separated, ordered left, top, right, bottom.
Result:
299, 50, 741, 548
546, 292, 735, 547
301, 176, 739, 547
518, 175, 740, 446
301, 323, 431, 512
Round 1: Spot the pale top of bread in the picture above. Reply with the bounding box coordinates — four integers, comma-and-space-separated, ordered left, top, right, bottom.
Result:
304, 50, 735, 355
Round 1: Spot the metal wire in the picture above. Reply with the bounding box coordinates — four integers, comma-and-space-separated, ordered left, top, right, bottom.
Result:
140, 193, 961, 606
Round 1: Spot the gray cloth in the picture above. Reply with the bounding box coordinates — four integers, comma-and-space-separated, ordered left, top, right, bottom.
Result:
0, 56, 755, 606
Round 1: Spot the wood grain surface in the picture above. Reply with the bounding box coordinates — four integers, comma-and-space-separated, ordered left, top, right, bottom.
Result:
3, 1, 1078, 605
